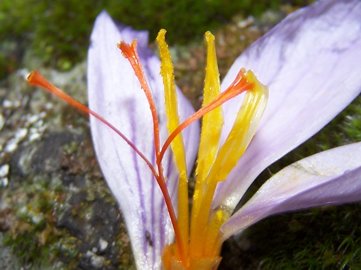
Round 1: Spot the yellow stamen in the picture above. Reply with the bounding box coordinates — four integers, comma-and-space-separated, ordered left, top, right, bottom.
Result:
207, 70, 268, 182
190, 70, 268, 261
157, 29, 189, 263
195, 31, 223, 185
204, 208, 229, 256
160, 28, 268, 269
189, 31, 223, 259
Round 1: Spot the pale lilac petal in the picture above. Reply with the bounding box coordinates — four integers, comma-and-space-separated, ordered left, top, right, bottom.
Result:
221, 142, 361, 239
87, 11, 199, 269
214, 0, 361, 210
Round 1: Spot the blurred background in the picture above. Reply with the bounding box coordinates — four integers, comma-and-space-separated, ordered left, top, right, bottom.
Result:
0, 0, 312, 79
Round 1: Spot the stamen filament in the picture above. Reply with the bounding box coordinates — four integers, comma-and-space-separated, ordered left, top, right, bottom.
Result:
204, 208, 228, 256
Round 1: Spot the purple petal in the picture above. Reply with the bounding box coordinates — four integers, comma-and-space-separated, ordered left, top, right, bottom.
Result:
221, 142, 361, 239
87, 11, 199, 269
214, 0, 361, 210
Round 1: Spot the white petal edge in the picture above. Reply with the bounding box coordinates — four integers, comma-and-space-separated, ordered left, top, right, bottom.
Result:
87, 11, 199, 269
221, 142, 361, 239
214, 0, 361, 210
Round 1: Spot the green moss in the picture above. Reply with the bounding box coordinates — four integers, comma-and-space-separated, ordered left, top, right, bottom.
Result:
62, 141, 81, 155
0, 0, 312, 78
244, 206, 361, 269
343, 100, 361, 142
1, 174, 79, 268
3, 189, 64, 267
4, 231, 46, 265
235, 97, 361, 269
108, 0, 281, 43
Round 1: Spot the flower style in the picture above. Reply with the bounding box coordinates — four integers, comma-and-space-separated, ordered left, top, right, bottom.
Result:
27, 0, 361, 269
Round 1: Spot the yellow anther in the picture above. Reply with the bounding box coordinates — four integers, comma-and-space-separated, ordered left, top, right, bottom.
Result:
196, 31, 223, 184
161, 30, 268, 270
157, 29, 189, 262
190, 70, 268, 260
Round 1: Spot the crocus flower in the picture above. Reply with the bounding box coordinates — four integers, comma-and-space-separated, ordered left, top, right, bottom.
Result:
27, 0, 361, 269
